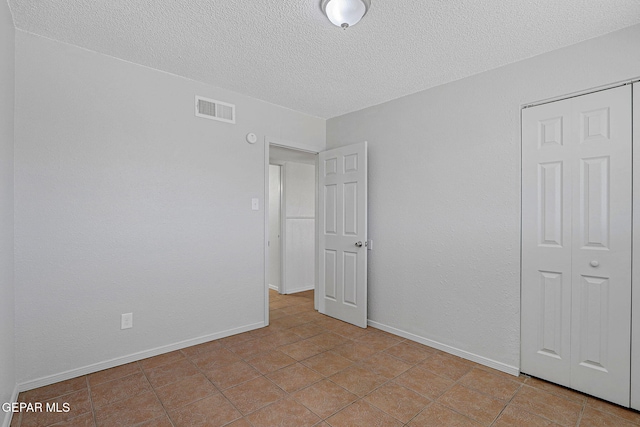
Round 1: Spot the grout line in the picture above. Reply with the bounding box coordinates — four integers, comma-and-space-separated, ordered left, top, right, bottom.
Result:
489, 381, 526, 426
426, 369, 479, 424
511, 379, 586, 426
202, 336, 280, 424
575, 398, 586, 426
85, 375, 98, 427
372, 352, 472, 426
404, 402, 433, 427
137, 360, 176, 427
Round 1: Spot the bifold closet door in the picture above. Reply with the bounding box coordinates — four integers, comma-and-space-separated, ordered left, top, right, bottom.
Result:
522, 97, 573, 388
522, 85, 632, 406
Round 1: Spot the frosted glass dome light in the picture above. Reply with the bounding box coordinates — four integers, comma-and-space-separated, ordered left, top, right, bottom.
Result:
321, 0, 371, 29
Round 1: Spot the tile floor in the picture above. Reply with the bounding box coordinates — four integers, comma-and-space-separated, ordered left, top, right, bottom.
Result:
11, 290, 640, 426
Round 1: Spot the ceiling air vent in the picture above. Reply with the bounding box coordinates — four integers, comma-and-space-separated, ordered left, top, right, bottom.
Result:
195, 96, 235, 124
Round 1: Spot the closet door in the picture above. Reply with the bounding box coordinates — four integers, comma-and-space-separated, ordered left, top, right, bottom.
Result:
521, 98, 573, 387
522, 85, 632, 406
569, 85, 631, 406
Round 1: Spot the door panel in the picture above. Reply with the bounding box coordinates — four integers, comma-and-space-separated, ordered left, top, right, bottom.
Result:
537, 270, 564, 359
343, 182, 358, 235
579, 156, 609, 249
343, 251, 358, 305
539, 161, 563, 246
522, 85, 632, 406
324, 250, 337, 299
318, 142, 368, 328
324, 185, 337, 234
570, 85, 631, 406
576, 275, 609, 371
522, 98, 573, 387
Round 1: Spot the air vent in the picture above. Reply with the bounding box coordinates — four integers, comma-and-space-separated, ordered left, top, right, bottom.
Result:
195, 96, 236, 124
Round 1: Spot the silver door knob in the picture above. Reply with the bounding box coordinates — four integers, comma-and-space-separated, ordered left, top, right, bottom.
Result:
355, 241, 363, 247
590, 260, 599, 267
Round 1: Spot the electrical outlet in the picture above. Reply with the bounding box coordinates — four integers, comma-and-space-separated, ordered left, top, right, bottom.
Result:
121, 313, 133, 330
252, 198, 259, 210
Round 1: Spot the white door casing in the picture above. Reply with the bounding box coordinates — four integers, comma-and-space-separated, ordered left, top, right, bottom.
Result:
522, 85, 632, 406
318, 142, 368, 328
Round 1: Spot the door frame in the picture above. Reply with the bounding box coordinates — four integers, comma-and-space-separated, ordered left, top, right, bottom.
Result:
264, 136, 320, 326
632, 82, 640, 409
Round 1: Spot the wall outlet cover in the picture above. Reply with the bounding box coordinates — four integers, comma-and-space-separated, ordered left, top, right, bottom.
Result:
121, 313, 133, 330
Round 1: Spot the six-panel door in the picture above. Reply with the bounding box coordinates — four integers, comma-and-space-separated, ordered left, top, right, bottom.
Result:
318, 142, 368, 328
522, 85, 632, 406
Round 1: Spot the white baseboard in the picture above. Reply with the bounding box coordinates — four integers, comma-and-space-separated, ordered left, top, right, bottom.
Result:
1, 384, 19, 427
367, 320, 520, 377
17, 322, 265, 393
285, 286, 314, 294
269, 284, 279, 292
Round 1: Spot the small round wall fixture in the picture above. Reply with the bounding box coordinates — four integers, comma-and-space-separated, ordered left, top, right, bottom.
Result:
246, 133, 258, 144
321, 0, 371, 29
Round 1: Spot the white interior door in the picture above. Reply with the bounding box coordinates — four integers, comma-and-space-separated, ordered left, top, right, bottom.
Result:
522, 85, 632, 406
318, 142, 368, 328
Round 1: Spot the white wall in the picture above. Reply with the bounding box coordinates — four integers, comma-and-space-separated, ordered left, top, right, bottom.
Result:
283, 162, 315, 294
268, 164, 282, 291
327, 24, 640, 373
0, 0, 16, 420
14, 31, 325, 386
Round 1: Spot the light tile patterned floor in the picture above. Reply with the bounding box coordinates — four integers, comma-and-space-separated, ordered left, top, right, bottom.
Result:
11, 290, 640, 426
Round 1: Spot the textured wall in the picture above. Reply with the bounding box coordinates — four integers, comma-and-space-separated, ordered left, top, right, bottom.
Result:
14, 31, 325, 385
326, 24, 640, 371
0, 0, 16, 418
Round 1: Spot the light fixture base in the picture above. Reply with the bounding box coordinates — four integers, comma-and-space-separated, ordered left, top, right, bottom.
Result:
321, 0, 371, 29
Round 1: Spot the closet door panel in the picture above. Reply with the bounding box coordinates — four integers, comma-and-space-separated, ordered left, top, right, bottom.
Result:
521, 99, 573, 386
570, 85, 632, 406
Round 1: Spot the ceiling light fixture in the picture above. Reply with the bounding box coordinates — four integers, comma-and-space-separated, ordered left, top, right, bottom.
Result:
321, 0, 371, 29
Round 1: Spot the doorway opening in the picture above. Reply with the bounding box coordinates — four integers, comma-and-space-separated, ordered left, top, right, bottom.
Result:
264, 140, 368, 329
268, 145, 317, 299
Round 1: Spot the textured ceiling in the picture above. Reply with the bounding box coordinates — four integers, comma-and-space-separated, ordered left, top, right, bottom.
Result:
7, 0, 640, 118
